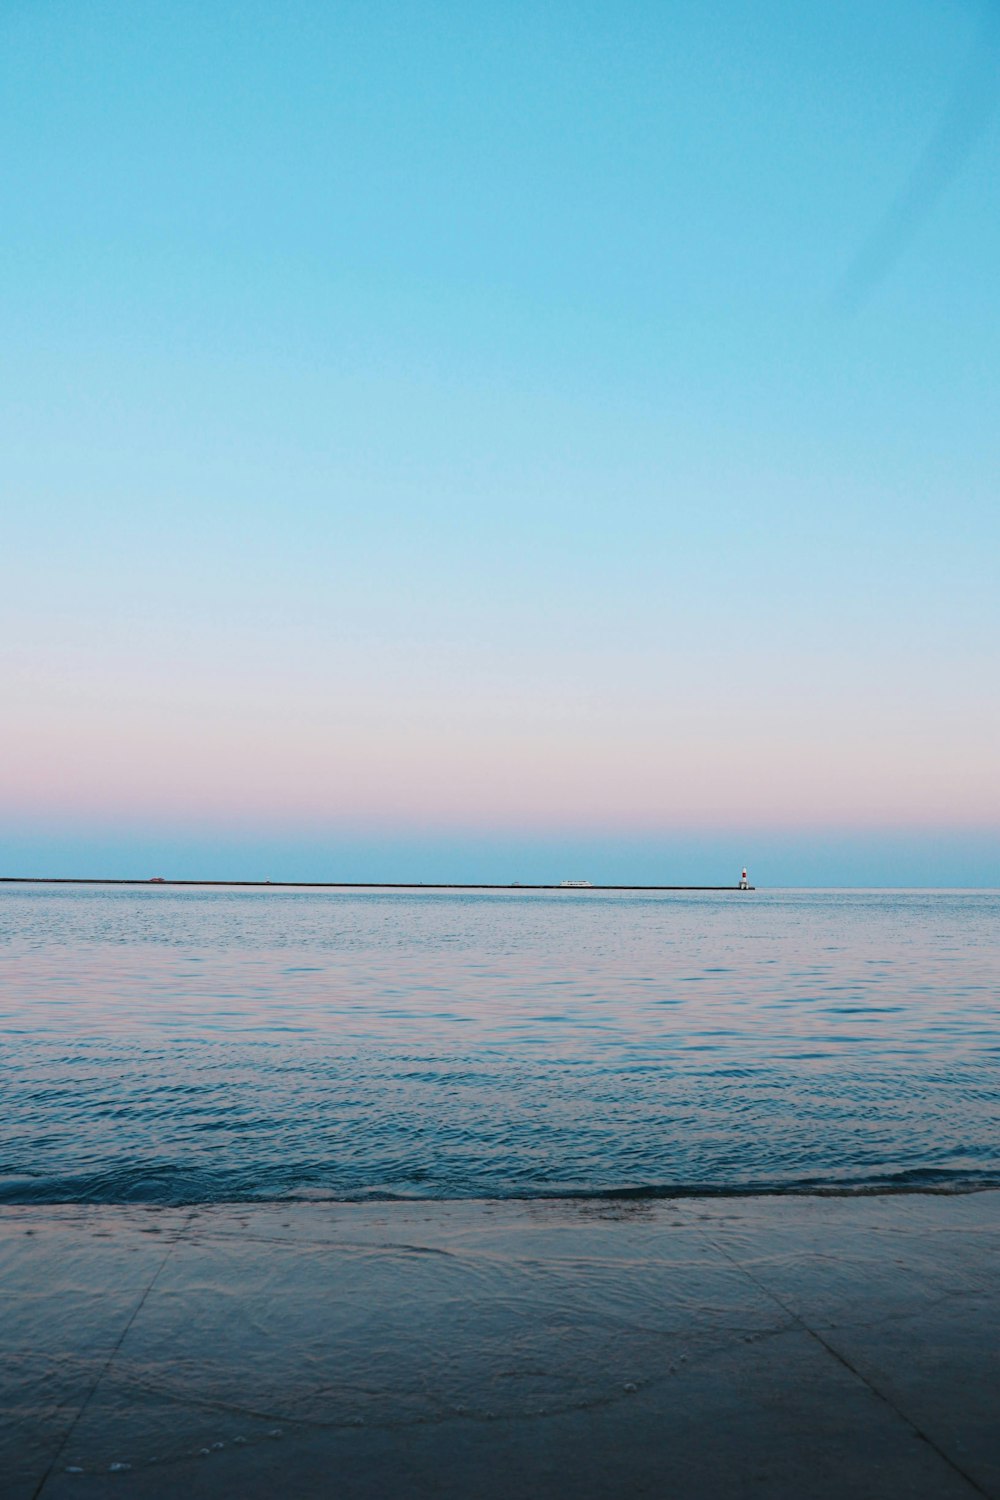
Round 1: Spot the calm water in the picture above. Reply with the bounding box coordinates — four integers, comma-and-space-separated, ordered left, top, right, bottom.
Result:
1, 886, 998, 1203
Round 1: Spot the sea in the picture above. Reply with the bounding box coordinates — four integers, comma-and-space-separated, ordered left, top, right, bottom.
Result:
1, 885, 998, 1204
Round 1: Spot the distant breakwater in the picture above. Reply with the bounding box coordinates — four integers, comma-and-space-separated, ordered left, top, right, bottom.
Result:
1, 877, 753, 890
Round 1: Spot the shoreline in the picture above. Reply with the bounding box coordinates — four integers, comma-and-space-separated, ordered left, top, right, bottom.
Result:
3, 1180, 998, 1208
5, 1191, 998, 1497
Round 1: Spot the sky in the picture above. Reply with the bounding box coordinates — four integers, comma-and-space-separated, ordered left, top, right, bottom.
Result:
2, 0, 999, 885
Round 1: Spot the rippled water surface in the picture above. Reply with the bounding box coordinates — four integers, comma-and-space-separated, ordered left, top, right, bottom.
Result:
2, 886, 998, 1202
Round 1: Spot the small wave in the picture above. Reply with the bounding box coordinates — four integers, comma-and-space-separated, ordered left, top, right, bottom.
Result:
3, 1166, 998, 1207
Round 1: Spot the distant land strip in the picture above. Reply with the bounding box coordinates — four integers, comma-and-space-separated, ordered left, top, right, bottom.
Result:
0, 877, 754, 891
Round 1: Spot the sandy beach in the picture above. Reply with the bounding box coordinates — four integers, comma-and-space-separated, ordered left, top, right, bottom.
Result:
3, 1191, 998, 1498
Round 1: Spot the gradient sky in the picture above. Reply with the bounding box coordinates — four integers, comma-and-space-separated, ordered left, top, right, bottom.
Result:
2, 1, 999, 884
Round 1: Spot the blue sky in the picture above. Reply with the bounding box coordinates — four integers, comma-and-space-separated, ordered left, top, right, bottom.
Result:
2, 1, 998, 883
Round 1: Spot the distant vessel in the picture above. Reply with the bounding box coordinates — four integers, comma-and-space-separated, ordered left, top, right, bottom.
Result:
560, 880, 593, 888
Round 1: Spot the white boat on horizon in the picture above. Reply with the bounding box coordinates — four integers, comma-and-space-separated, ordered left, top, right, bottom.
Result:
559, 879, 593, 888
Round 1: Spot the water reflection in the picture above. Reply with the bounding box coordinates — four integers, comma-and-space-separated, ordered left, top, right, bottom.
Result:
1, 888, 998, 1201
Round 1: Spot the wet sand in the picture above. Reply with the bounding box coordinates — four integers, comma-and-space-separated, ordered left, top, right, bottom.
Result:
3, 1192, 998, 1498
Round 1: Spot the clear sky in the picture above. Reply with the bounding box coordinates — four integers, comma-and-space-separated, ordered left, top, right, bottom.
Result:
2, 1, 998, 885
